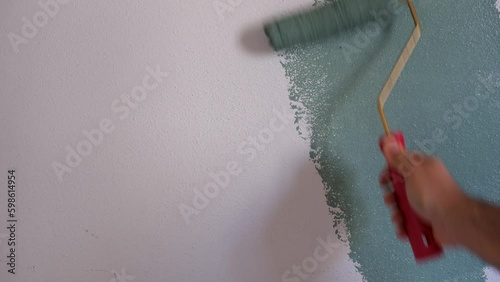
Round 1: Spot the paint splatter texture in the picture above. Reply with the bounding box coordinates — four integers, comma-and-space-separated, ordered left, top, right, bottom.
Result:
279, 0, 500, 281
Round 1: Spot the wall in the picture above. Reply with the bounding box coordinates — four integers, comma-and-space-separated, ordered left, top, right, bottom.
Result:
279, 0, 500, 281
0, 0, 499, 282
0, 0, 360, 281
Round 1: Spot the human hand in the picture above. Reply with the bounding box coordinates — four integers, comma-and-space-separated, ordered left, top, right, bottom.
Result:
379, 136, 467, 245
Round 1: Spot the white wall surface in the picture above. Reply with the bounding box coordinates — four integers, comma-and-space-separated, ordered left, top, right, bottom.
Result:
0, 1, 361, 281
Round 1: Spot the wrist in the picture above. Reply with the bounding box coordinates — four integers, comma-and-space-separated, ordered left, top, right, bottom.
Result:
432, 186, 472, 246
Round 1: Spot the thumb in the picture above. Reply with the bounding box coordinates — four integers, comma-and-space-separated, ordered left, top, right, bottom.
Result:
382, 136, 409, 172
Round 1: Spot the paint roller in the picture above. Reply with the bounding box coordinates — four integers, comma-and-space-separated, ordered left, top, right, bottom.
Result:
264, 0, 444, 261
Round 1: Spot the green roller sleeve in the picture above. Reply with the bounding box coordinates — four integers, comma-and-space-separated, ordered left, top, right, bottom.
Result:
264, 0, 392, 50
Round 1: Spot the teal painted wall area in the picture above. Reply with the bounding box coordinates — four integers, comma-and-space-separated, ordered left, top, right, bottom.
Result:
280, 0, 500, 281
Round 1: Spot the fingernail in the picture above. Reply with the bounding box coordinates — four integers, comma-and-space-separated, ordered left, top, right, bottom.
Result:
385, 141, 400, 155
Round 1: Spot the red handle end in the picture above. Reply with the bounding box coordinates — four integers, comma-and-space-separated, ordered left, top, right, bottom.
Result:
379, 131, 443, 262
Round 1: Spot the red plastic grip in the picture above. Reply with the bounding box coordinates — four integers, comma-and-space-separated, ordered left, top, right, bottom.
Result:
379, 131, 443, 262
